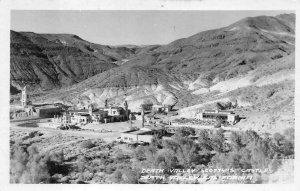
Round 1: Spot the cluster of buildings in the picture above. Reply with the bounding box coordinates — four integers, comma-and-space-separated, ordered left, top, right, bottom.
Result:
10, 86, 131, 127
120, 109, 169, 143
52, 101, 130, 126
140, 103, 173, 113
11, 86, 241, 145
120, 109, 240, 144
10, 86, 62, 119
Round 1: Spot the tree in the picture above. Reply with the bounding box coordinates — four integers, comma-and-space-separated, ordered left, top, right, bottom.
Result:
230, 132, 244, 151
250, 146, 268, 169
154, 150, 178, 170
281, 140, 294, 156
122, 168, 140, 184
243, 130, 260, 144
151, 134, 163, 149
163, 136, 198, 168
211, 129, 225, 153
174, 127, 195, 138
214, 117, 222, 128
112, 169, 123, 183
80, 140, 95, 149
144, 145, 158, 166
238, 148, 252, 169
77, 156, 88, 172
134, 146, 146, 161
198, 130, 213, 151
216, 102, 225, 110
10, 145, 51, 183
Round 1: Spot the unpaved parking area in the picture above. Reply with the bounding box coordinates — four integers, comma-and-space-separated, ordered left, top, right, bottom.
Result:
81, 120, 142, 132
10, 119, 127, 156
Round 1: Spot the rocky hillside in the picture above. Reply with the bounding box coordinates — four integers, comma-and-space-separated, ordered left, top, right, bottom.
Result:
10, 30, 137, 91
123, 14, 294, 84
11, 14, 295, 119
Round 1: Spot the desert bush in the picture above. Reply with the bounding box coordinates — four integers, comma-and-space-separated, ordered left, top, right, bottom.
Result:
114, 167, 140, 184
230, 131, 244, 151
174, 127, 195, 137
154, 149, 179, 170
80, 140, 95, 149
112, 170, 123, 183
44, 150, 69, 176
198, 129, 213, 151
77, 156, 89, 172
59, 176, 70, 183
133, 146, 146, 161
273, 132, 285, 145
163, 136, 198, 168
10, 145, 50, 183
269, 159, 281, 173
211, 129, 225, 152
79, 171, 95, 181
151, 134, 163, 148
283, 128, 294, 143
115, 153, 131, 163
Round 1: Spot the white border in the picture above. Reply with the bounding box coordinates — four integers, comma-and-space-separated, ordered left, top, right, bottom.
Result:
0, 0, 299, 191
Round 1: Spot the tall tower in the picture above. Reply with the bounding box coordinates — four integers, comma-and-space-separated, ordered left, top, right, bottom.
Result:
21, 86, 27, 107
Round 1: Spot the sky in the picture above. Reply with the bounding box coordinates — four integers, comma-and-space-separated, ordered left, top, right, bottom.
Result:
11, 10, 294, 46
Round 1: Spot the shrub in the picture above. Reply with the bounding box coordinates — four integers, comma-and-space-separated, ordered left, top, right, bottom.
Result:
112, 169, 123, 183
77, 156, 88, 172
134, 146, 146, 161
80, 140, 95, 149
10, 145, 50, 183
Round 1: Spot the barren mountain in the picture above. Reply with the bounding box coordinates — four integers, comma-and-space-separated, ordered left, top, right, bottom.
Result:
10, 30, 137, 91
11, 14, 295, 130
123, 14, 294, 82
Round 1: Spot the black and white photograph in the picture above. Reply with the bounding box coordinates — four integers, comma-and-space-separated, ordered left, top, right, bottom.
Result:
0, 0, 299, 188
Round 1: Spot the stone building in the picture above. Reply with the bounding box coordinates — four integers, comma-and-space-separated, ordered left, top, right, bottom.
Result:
195, 109, 239, 125
120, 126, 167, 143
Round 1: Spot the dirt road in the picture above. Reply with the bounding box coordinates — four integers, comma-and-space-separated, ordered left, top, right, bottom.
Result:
10, 119, 121, 141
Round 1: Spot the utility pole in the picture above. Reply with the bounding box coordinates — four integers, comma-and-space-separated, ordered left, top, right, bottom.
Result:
141, 109, 145, 128
129, 113, 132, 130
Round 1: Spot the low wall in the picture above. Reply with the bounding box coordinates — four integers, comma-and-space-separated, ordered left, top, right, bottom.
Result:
37, 122, 60, 128
137, 135, 153, 143
170, 123, 215, 129
121, 132, 153, 143
121, 132, 138, 142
